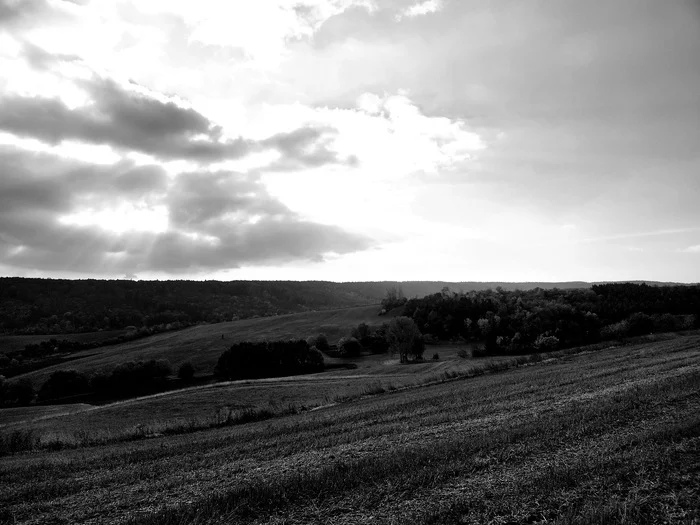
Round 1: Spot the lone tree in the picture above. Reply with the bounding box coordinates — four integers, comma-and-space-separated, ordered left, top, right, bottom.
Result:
386, 316, 423, 363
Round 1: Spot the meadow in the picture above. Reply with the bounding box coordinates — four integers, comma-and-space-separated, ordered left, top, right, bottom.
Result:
4, 304, 386, 385
1, 331, 698, 524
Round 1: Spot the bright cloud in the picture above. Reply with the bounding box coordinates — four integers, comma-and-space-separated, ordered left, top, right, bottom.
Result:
136, 0, 377, 67
398, 0, 443, 19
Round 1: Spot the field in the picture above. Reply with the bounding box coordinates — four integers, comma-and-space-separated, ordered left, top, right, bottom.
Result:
0, 330, 128, 356
7, 304, 386, 385
1, 332, 698, 524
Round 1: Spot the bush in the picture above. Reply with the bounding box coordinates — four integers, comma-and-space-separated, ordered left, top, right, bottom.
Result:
178, 362, 195, 381
38, 370, 90, 401
432, 353, 440, 361
351, 323, 372, 341
457, 348, 469, 359
601, 320, 629, 340
307, 333, 330, 352
533, 334, 559, 352
626, 312, 654, 336
4, 378, 34, 405
337, 337, 363, 357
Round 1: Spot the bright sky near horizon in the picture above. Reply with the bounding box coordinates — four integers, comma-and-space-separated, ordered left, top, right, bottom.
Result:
0, 0, 699, 282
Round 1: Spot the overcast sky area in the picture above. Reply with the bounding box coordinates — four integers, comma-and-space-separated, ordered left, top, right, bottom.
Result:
0, 0, 699, 282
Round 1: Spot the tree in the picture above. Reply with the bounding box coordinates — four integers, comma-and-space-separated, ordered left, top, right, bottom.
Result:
386, 316, 423, 363
5, 378, 34, 405
38, 370, 90, 401
351, 322, 372, 342
308, 333, 330, 352
178, 361, 195, 381
337, 337, 363, 357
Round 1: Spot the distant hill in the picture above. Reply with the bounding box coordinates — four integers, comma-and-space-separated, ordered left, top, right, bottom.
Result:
0, 277, 691, 335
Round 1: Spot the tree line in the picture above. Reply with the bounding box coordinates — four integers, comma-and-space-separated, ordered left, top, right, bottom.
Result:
399, 283, 700, 354
0, 278, 382, 335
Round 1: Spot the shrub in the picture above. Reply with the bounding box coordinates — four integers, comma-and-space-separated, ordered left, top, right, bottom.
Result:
38, 370, 90, 401
457, 348, 469, 359
351, 322, 372, 341
626, 312, 654, 336
432, 353, 440, 361
533, 334, 559, 352
178, 362, 195, 381
337, 337, 363, 357
601, 320, 629, 340
471, 346, 488, 358
4, 378, 34, 405
0, 429, 38, 456
308, 333, 330, 352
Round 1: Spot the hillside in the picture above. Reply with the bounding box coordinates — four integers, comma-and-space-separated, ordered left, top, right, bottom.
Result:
13, 304, 389, 384
1, 333, 698, 524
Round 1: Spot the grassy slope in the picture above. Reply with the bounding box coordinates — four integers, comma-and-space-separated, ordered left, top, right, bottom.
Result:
14, 304, 384, 385
0, 330, 128, 356
0, 344, 483, 436
1, 334, 698, 524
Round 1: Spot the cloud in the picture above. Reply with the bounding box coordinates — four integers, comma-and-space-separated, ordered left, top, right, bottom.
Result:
0, 77, 253, 162
682, 245, 700, 254
135, 0, 377, 67
0, 48, 356, 168
397, 0, 443, 20
0, 0, 47, 26
0, 145, 373, 275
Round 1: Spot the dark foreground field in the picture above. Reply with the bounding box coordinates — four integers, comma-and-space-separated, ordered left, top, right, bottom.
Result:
1, 334, 699, 524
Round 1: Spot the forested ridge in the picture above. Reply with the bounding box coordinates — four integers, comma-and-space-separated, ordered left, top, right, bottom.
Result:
0, 277, 692, 336
0, 278, 381, 334
396, 282, 700, 354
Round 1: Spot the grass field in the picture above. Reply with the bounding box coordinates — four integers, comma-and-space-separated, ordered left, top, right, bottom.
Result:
1, 332, 698, 524
10, 304, 386, 385
0, 330, 129, 356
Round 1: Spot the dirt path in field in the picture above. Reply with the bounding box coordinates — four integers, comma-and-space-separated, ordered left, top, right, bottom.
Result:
0, 373, 388, 428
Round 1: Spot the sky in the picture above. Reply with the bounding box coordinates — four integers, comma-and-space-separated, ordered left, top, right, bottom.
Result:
0, 0, 699, 283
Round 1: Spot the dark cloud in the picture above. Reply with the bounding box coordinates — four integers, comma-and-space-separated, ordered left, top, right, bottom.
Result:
0, 0, 46, 25
0, 146, 373, 275
167, 170, 288, 230
0, 60, 353, 167
0, 79, 253, 162
261, 126, 358, 171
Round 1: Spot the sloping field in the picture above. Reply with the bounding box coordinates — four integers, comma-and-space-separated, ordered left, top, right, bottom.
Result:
1, 334, 698, 524
0, 330, 128, 355
15, 304, 384, 385
0, 344, 481, 437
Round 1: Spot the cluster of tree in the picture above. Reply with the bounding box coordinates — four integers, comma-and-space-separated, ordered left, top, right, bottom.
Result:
400, 283, 700, 355
380, 286, 408, 314
318, 318, 425, 363
0, 359, 199, 407
215, 340, 325, 380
